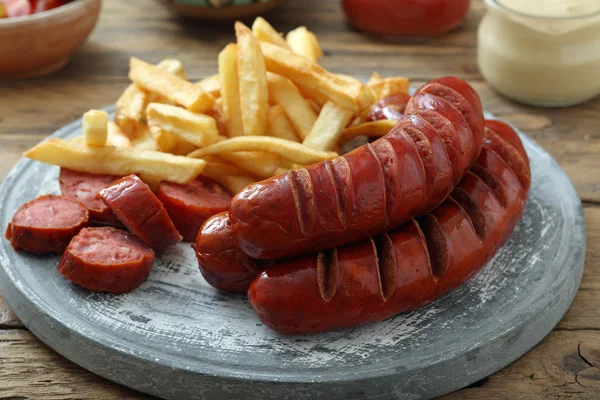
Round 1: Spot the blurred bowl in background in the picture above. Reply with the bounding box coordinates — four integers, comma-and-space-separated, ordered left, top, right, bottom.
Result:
0, 0, 101, 79
161, 0, 287, 21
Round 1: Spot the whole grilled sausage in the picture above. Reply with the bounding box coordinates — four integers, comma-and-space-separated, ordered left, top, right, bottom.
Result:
230, 76, 485, 259
249, 120, 530, 334
5, 195, 89, 254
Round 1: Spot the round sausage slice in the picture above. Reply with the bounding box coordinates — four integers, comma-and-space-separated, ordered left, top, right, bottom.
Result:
5, 195, 89, 254
58, 227, 154, 294
99, 174, 183, 252
157, 176, 232, 242
59, 168, 121, 226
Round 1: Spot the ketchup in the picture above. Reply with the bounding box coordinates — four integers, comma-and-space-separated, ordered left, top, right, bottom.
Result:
0, 0, 67, 18
342, 0, 471, 39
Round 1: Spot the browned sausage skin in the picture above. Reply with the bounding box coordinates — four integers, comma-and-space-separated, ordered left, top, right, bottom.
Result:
230, 77, 485, 260
248, 120, 530, 334
58, 227, 154, 294
99, 175, 182, 252
5, 195, 89, 254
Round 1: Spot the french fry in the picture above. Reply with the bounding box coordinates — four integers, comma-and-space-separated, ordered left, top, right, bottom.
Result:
286, 27, 323, 61
368, 71, 383, 85
107, 122, 132, 148
260, 41, 373, 112
149, 126, 178, 152
146, 103, 219, 147
218, 151, 280, 178
367, 76, 410, 100
305, 98, 321, 114
169, 139, 197, 156
333, 73, 362, 86
236, 22, 269, 135
156, 58, 186, 80
139, 173, 162, 192
303, 102, 353, 151
197, 74, 221, 98
25, 138, 205, 184
188, 136, 337, 165
218, 43, 244, 137
338, 120, 397, 145
129, 57, 215, 113
218, 175, 256, 195
130, 124, 159, 151
267, 105, 300, 142
82, 110, 108, 147
251, 17, 289, 49
267, 73, 317, 140
115, 84, 148, 136
202, 158, 246, 179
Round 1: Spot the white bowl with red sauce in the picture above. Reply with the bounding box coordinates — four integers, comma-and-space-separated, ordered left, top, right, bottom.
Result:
0, 0, 101, 78
342, 0, 471, 41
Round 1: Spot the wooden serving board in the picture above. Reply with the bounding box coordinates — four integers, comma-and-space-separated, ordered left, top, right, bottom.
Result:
0, 109, 585, 400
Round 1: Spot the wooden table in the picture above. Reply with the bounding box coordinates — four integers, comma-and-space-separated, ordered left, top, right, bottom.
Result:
1, 1, 598, 398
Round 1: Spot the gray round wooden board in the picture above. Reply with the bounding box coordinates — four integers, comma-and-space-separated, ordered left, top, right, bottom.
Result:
0, 107, 586, 400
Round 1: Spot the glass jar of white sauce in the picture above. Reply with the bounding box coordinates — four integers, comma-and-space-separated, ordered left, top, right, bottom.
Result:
478, 0, 600, 107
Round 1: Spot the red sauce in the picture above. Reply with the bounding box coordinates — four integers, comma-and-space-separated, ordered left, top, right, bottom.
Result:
1, 0, 69, 19
342, 0, 470, 39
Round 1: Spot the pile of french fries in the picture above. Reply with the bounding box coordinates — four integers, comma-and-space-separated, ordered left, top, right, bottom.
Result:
25, 18, 409, 194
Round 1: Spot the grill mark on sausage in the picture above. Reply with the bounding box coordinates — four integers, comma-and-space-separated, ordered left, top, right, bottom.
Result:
415, 214, 449, 280
470, 164, 508, 208
483, 129, 531, 188
399, 126, 435, 198
289, 169, 316, 238
330, 156, 353, 228
450, 185, 487, 242
324, 160, 347, 229
317, 248, 339, 302
287, 170, 308, 238
367, 142, 389, 226
372, 233, 397, 302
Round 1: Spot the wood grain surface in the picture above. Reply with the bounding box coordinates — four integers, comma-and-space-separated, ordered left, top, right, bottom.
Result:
0, 0, 598, 398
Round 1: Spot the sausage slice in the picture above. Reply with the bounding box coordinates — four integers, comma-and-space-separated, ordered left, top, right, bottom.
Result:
99, 175, 183, 252
58, 227, 154, 294
5, 195, 89, 254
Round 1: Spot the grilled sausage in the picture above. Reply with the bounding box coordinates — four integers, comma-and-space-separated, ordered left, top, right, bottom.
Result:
157, 176, 232, 242
366, 92, 411, 121
230, 76, 485, 259
5, 195, 89, 254
99, 174, 182, 252
58, 227, 154, 294
59, 168, 122, 226
248, 120, 530, 334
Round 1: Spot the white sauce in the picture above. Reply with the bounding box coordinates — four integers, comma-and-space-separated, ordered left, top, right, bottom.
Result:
478, 0, 600, 106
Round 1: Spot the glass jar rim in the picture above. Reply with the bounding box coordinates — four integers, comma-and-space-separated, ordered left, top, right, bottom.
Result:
485, 0, 600, 20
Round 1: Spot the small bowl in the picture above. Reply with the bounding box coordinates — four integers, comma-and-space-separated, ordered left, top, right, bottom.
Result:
0, 0, 101, 79
162, 0, 286, 21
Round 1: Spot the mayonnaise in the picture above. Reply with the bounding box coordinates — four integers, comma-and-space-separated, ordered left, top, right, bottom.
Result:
478, 0, 600, 107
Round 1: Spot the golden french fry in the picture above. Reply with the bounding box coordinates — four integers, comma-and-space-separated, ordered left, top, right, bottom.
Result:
197, 74, 221, 98
274, 166, 291, 175
236, 22, 269, 135
129, 57, 215, 113
82, 110, 108, 147
305, 98, 321, 114
260, 41, 373, 112
156, 58, 186, 80
338, 119, 397, 144
201, 158, 246, 179
267, 73, 317, 140
139, 173, 162, 192
218, 151, 280, 178
267, 105, 300, 142
25, 138, 205, 184
188, 136, 337, 165
368, 71, 383, 85
251, 17, 289, 49
149, 126, 178, 152
146, 103, 219, 147
278, 158, 302, 170
286, 26, 323, 61
218, 43, 244, 137
169, 139, 197, 156
303, 102, 353, 151
130, 124, 159, 151
115, 84, 148, 136
333, 73, 362, 86
107, 122, 132, 148
367, 76, 410, 100
217, 175, 256, 195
